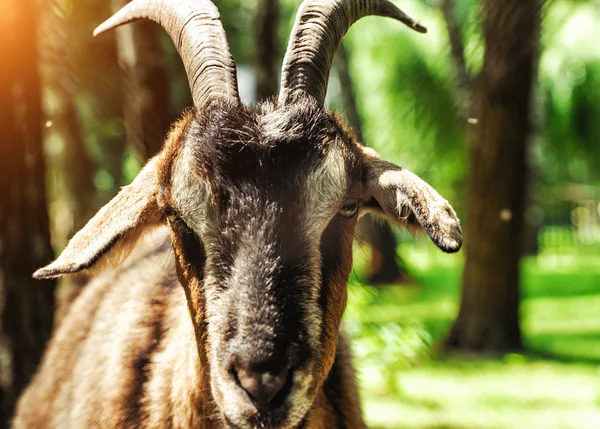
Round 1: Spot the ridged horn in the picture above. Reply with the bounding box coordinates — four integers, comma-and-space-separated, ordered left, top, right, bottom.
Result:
94, 0, 240, 109
279, 0, 426, 106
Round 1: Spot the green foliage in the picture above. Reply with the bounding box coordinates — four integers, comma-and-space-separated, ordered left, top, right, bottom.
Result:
344, 10, 467, 197
214, 0, 257, 64
334, 0, 600, 199
345, 283, 434, 396
46, 0, 600, 207
538, 1, 600, 185
347, 244, 600, 428
363, 356, 600, 429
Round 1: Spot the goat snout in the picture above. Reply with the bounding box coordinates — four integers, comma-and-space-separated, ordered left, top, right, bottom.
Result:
231, 356, 291, 407
236, 366, 289, 406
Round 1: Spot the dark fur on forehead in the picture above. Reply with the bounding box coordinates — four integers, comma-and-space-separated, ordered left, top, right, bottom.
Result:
177, 98, 360, 188
258, 99, 339, 145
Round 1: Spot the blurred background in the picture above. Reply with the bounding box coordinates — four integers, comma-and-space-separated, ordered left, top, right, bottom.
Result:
1, 0, 599, 428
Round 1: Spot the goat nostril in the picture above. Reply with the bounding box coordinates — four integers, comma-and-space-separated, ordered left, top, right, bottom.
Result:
235, 367, 289, 406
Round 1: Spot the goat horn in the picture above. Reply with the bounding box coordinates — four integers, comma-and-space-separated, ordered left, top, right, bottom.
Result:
94, 0, 240, 110
279, 0, 426, 106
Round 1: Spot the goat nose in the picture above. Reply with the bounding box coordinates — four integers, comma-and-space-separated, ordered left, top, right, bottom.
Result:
235, 366, 289, 406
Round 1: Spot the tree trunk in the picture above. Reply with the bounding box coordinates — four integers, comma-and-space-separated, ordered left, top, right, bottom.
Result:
0, 1, 56, 423
40, 1, 117, 324
446, 0, 540, 352
358, 216, 410, 285
53, 81, 97, 324
521, 49, 543, 257
59, 89, 97, 235
42, 2, 98, 240
336, 44, 407, 285
90, 28, 127, 194
112, 0, 174, 160
67, 0, 127, 196
440, 0, 471, 118
254, 0, 280, 102
52, 77, 98, 326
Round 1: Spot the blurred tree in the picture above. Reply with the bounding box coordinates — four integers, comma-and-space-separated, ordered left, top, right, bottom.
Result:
40, 2, 97, 234
254, 0, 280, 102
0, 0, 56, 423
440, 0, 472, 117
112, 0, 174, 160
42, 4, 98, 324
41, 2, 98, 240
53, 79, 97, 236
67, 0, 127, 197
446, 0, 540, 351
336, 43, 408, 285
161, 34, 193, 115
41, 0, 129, 323
345, 20, 466, 202
440, 0, 542, 255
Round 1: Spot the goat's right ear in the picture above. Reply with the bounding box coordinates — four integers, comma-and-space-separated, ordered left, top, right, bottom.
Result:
360, 147, 462, 253
33, 157, 164, 279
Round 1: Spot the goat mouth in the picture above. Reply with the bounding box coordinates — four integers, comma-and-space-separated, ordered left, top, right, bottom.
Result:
224, 414, 307, 429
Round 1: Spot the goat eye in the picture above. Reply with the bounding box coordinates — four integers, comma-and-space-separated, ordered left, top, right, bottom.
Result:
338, 200, 359, 218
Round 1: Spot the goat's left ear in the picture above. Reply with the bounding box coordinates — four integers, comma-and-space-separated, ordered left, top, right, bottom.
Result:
33, 157, 164, 279
361, 148, 462, 253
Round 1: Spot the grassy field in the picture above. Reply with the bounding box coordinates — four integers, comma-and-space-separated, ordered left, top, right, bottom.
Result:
347, 244, 600, 429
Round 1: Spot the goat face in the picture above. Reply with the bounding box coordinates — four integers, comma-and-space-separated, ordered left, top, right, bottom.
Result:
160, 101, 362, 428
156, 99, 461, 428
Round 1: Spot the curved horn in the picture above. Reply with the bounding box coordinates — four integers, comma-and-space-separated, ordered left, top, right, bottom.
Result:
94, 0, 240, 109
279, 0, 426, 106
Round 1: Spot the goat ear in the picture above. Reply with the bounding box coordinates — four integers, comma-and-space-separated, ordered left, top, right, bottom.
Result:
33, 157, 164, 279
361, 149, 462, 253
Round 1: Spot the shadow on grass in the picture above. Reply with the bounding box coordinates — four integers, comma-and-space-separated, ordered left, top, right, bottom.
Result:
526, 331, 600, 364
430, 328, 600, 365
524, 271, 600, 300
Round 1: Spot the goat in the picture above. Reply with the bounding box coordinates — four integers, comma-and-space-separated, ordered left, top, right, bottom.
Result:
13, 0, 461, 428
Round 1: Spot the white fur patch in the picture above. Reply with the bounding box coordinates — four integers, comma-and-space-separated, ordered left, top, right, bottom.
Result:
303, 148, 348, 237
171, 146, 210, 234
301, 148, 348, 350
284, 370, 315, 428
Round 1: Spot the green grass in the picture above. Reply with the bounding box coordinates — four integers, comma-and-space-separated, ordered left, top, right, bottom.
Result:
347, 243, 600, 429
